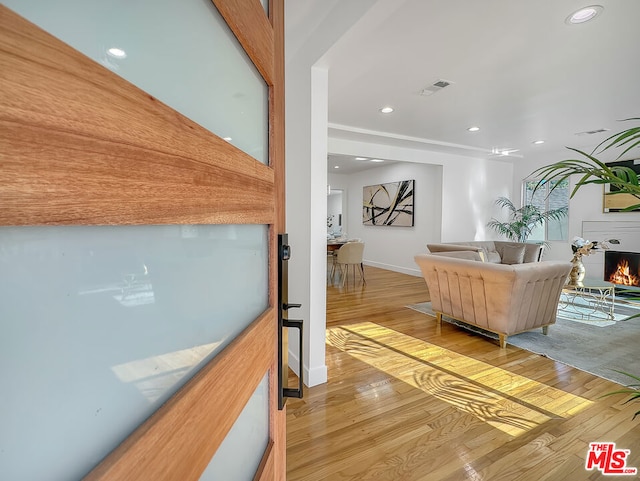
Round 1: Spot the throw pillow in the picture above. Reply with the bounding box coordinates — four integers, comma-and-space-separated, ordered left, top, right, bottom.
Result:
501, 244, 526, 265
486, 250, 502, 263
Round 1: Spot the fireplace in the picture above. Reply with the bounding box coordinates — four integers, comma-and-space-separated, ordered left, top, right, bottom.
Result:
604, 251, 640, 288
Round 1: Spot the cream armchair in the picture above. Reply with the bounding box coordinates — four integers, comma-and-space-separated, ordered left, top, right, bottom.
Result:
414, 254, 571, 348
333, 242, 366, 286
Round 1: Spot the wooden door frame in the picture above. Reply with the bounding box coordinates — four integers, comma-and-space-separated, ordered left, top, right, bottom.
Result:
0, 0, 286, 479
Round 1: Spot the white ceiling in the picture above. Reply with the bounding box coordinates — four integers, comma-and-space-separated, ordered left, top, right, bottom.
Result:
286, 0, 640, 174
327, 153, 399, 175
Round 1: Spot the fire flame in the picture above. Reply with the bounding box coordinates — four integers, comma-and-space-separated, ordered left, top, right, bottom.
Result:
609, 259, 640, 286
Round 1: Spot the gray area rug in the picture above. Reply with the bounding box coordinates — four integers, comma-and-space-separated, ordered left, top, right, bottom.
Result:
406, 301, 640, 386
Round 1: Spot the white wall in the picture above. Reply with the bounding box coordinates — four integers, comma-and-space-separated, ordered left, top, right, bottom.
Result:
334, 162, 442, 275
285, 65, 329, 388
286, 0, 517, 388
285, 1, 382, 387
440, 155, 514, 242
329, 137, 516, 246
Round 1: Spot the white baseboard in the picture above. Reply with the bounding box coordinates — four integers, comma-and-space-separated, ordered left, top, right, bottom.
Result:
288, 349, 328, 387
364, 260, 421, 277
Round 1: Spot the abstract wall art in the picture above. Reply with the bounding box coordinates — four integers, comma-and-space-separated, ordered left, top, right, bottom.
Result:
362, 179, 414, 226
603, 159, 640, 212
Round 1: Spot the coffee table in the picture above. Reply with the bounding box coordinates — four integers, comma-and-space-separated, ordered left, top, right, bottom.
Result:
559, 278, 616, 321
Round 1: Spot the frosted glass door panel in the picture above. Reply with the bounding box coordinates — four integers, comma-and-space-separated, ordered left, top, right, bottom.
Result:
3, 0, 269, 164
199, 374, 269, 481
0, 224, 268, 481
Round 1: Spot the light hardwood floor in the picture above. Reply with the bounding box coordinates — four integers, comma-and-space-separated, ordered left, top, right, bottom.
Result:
286, 265, 640, 481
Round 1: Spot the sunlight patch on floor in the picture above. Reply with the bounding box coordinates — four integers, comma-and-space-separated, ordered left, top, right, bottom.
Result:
326, 322, 593, 437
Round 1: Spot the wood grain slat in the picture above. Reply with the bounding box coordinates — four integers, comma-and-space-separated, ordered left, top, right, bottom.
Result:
0, 6, 274, 226
85, 308, 276, 481
272, 0, 286, 230
3, 2, 286, 479
211, 0, 274, 85
254, 441, 275, 481
268, 1, 287, 479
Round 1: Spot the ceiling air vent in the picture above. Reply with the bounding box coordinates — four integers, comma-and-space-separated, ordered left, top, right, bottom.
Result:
575, 128, 610, 136
420, 79, 454, 96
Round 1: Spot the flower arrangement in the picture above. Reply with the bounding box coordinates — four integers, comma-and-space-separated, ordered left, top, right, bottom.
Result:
571, 236, 619, 261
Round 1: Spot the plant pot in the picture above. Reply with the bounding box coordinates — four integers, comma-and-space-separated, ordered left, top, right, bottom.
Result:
569, 257, 586, 284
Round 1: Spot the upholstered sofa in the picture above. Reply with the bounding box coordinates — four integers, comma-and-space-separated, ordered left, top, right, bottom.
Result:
414, 253, 572, 348
426, 241, 544, 264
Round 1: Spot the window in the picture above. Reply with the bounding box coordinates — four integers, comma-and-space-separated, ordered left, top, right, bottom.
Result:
523, 179, 570, 241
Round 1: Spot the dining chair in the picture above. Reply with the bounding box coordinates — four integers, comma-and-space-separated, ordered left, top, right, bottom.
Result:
327, 247, 338, 277
332, 242, 366, 286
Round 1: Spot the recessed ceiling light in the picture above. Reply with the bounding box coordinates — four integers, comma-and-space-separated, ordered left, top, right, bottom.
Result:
532, 140, 545, 145
492, 148, 519, 156
370, 159, 384, 163
107, 47, 127, 59
355, 157, 367, 160
467, 126, 480, 132
223, 136, 233, 142
566, 5, 603, 25
379, 107, 394, 114
334, 166, 339, 169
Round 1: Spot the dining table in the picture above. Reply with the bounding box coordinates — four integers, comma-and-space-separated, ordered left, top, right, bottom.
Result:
326, 240, 347, 282
327, 239, 347, 252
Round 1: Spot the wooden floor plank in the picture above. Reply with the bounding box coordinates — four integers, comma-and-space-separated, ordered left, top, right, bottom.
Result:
287, 266, 640, 480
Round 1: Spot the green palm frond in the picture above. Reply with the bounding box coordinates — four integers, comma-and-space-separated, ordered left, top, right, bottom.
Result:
601, 371, 640, 420
487, 196, 568, 243
530, 118, 640, 211
593, 117, 640, 159
493, 196, 518, 214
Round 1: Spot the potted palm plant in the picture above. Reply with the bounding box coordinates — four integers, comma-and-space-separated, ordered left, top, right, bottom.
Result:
486, 197, 568, 243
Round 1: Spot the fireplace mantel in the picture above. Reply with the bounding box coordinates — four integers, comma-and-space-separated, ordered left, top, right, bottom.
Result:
605, 250, 640, 287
